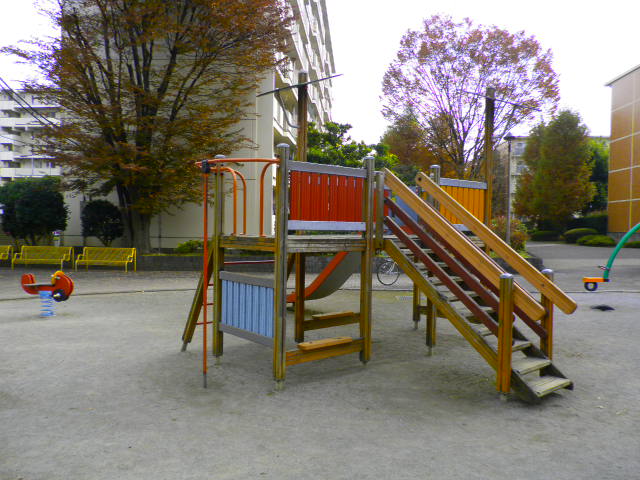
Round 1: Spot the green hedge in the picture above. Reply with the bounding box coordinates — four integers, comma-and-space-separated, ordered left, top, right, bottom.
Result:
566, 212, 608, 234
563, 228, 598, 244
174, 239, 204, 254
624, 241, 640, 248
530, 230, 559, 241
576, 235, 615, 246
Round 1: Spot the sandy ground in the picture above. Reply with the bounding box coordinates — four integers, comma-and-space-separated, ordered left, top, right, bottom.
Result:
1, 242, 639, 479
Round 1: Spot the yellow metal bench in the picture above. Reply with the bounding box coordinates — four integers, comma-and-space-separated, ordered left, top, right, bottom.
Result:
1, 245, 13, 263
12, 246, 73, 270
75, 247, 137, 272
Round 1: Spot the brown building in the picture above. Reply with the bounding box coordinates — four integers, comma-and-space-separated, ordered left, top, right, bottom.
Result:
606, 65, 640, 239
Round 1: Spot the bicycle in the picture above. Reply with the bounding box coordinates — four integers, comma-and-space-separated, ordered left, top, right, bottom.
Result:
376, 257, 400, 286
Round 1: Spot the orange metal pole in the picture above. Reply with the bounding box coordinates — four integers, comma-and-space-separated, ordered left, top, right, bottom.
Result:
202, 168, 209, 388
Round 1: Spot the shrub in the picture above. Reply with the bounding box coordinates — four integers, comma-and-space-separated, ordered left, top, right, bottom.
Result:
530, 230, 559, 241
563, 227, 598, 244
623, 241, 640, 248
577, 234, 615, 246
174, 239, 203, 254
566, 212, 608, 234
490, 216, 529, 251
81, 200, 124, 246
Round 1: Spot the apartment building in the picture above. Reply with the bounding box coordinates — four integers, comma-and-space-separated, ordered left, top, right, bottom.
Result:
606, 65, 640, 239
0, 89, 61, 185
61, 0, 336, 247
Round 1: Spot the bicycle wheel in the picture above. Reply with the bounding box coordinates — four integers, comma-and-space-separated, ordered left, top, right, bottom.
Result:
377, 260, 400, 285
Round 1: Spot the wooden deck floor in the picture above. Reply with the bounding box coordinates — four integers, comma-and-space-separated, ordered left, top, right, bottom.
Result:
221, 234, 366, 253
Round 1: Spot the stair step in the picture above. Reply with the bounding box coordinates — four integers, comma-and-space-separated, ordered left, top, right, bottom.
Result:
440, 290, 481, 303
527, 375, 572, 397
512, 339, 532, 352
475, 324, 492, 336
464, 306, 495, 323
431, 276, 463, 285
512, 357, 551, 375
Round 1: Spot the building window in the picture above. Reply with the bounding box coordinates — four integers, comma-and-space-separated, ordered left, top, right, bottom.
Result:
514, 142, 525, 156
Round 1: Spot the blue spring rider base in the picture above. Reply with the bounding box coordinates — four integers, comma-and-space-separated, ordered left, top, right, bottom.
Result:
39, 290, 55, 317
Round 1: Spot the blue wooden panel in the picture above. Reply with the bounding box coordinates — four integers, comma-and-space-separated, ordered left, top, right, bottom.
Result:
221, 279, 274, 338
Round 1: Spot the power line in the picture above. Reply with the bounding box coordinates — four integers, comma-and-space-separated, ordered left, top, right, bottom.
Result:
0, 76, 60, 129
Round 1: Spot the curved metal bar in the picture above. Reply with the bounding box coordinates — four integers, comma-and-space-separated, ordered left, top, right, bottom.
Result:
259, 161, 280, 236
211, 166, 238, 235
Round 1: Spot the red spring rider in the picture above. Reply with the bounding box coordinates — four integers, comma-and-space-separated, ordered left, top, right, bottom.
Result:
21, 270, 74, 317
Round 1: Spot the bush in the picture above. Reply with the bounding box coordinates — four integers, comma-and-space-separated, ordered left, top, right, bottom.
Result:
623, 241, 640, 248
81, 200, 124, 246
530, 230, 559, 241
174, 239, 203, 254
576, 234, 615, 246
563, 228, 598, 244
566, 212, 608, 234
490, 216, 529, 251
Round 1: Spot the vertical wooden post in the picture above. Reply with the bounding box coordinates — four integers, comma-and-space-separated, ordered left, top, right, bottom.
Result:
273, 144, 290, 386
426, 296, 437, 355
294, 253, 306, 343
293, 72, 308, 342
483, 87, 495, 229
497, 273, 514, 395
540, 269, 554, 359
425, 164, 440, 352
213, 161, 225, 359
428, 164, 441, 209
412, 284, 420, 329
359, 155, 375, 363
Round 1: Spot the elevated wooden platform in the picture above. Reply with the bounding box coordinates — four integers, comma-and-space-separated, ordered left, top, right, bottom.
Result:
221, 234, 366, 253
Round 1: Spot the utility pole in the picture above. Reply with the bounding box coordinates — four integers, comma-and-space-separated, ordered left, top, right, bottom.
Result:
483, 87, 495, 229
296, 71, 309, 163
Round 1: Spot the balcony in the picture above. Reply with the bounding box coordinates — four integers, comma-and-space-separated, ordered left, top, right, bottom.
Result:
0, 166, 62, 179
0, 151, 15, 161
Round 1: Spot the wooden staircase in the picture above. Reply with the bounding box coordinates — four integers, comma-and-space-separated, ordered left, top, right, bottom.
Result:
383, 169, 577, 403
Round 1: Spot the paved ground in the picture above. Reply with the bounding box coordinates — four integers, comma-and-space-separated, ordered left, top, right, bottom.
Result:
1, 243, 639, 479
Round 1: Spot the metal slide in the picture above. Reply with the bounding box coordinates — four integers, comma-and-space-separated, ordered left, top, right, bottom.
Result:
287, 251, 360, 302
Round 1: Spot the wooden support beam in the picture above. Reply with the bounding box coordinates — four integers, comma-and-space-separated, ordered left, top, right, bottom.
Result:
286, 338, 364, 366
294, 253, 305, 342
304, 312, 359, 331
385, 239, 497, 369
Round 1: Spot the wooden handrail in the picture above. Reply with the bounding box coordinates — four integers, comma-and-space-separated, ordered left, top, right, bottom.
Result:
413, 171, 577, 315
383, 168, 546, 322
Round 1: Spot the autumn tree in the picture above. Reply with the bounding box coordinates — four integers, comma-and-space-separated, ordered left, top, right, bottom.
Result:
381, 15, 559, 179
380, 111, 452, 176
513, 110, 594, 232
306, 121, 417, 183
4, 0, 290, 252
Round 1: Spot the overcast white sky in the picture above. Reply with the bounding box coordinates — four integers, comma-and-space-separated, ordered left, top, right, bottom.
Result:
0, 0, 636, 144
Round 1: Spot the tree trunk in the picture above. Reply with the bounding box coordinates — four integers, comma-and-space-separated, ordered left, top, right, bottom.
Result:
130, 211, 152, 253
116, 184, 152, 253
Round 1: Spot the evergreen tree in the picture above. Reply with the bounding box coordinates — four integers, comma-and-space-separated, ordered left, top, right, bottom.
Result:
514, 111, 594, 231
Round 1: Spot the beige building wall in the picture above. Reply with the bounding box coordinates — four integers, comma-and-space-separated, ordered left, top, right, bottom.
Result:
606, 65, 640, 236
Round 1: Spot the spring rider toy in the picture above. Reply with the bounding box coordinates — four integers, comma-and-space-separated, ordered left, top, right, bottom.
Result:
21, 270, 74, 317
582, 223, 640, 291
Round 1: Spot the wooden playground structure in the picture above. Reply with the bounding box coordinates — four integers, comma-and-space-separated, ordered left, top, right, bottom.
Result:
181, 145, 578, 403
